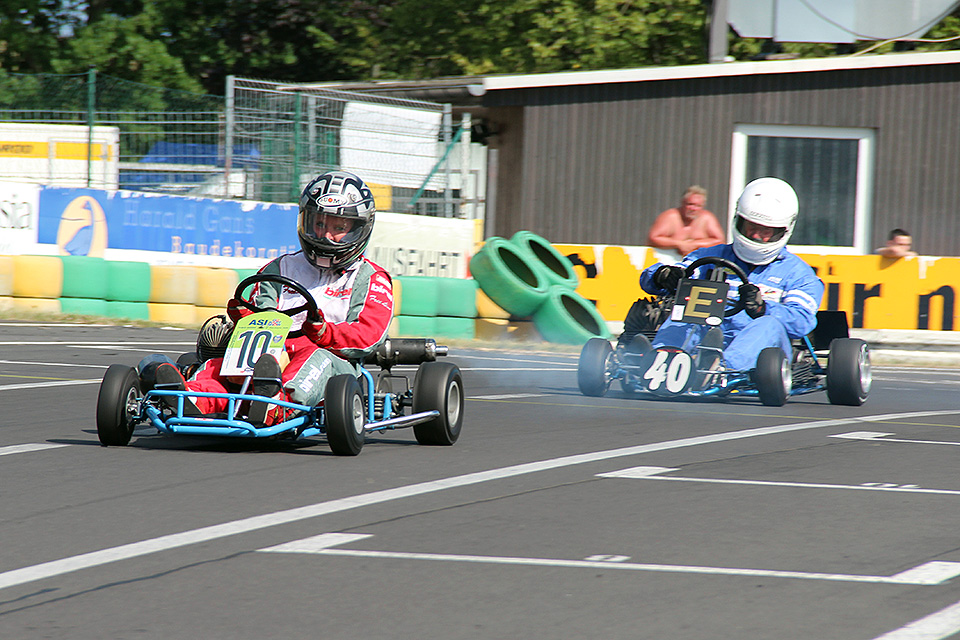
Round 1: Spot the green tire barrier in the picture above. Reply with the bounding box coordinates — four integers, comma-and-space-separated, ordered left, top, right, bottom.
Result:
469, 237, 549, 317
396, 276, 440, 317
510, 230, 579, 290
436, 316, 476, 340
106, 261, 151, 302
392, 315, 438, 337
60, 297, 109, 317
105, 300, 150, 320
533, 285, 612, 345
437, 277, 478, 318
60, 256, 108, 300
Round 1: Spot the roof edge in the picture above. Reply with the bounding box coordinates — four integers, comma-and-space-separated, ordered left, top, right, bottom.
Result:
482, 50, 960, 91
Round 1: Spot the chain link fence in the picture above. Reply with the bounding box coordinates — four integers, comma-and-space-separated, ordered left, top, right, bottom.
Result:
0, 70, 478, 217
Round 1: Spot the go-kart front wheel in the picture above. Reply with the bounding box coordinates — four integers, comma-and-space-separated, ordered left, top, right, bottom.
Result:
97, 364, 142, 446
325, 374, 366, 456
755, 347, 791, 407
826, 338, 871, 406
578, 338, 613, 397
412, 362, 464, 446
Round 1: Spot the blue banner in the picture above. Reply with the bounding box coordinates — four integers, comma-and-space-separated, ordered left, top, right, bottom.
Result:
38, 187, 300, 259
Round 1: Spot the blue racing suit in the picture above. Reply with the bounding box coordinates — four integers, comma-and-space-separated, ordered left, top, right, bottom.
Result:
639, 244, 824, 371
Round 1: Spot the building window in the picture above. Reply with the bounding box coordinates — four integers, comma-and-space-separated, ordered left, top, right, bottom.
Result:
730, 125, 875, 254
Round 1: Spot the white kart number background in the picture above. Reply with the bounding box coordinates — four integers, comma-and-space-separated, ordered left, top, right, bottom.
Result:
220, 311, 292, 376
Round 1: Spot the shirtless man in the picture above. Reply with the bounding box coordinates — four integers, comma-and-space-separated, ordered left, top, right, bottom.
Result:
647, 185, 726, 256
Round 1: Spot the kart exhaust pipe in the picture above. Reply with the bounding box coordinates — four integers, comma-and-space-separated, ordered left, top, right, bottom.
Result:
364, 338, 448, 370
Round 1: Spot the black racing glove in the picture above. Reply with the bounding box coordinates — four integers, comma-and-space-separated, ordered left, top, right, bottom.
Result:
739, 283, 766, 319
652, 265, 684, 292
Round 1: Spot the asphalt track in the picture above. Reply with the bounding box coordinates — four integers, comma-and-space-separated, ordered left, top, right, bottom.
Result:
3, 320, 960, 639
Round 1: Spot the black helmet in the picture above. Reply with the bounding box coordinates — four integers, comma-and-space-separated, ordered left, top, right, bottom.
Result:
297, 171, 376, 270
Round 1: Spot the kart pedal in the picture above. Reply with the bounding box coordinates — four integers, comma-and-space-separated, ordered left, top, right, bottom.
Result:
248, 354, 282, 426
154, 363, 202, 417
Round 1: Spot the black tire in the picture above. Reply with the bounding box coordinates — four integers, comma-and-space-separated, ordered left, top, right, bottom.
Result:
755, 347, 791, 407
578, 338, 613, 397
469, 237, 549, 317
827, 338, 872, 406
96, 364, 142, 446
325, 374, 366, 456
533, 285, 611, 345
412, 362, 464, 446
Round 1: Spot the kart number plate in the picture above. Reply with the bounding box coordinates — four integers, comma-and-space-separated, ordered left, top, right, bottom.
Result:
641, 348, 694, 396
670, 279, 729, 326
220, 311, 292, 376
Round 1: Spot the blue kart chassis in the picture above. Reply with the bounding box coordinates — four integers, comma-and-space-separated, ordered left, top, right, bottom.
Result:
142, 367, 440, 440
615, 335, 828, 400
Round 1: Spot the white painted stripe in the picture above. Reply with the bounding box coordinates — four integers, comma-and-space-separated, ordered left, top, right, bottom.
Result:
0, 360, 108, 369
0, 379, 101, 392
260, 535, 960, 586
832, 432, 960, 447
460, 354, 578, 365
0, 409, 958, 591
872, 601, 960, 639
470, 393, 546, 400
598, 467, 960, 496
0, 443, 69, 456
459, 367, 574, 371
0, 341, 193, 346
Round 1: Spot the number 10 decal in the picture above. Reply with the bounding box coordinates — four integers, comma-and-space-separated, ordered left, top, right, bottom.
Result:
643, 349, 693, 394
233, 330, 273, 369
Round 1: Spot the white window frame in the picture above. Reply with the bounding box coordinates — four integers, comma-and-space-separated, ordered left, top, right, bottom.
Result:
729, 124, 875, 255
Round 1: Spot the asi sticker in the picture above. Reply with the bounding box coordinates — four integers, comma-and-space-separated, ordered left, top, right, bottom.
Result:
220, 311, 292, 376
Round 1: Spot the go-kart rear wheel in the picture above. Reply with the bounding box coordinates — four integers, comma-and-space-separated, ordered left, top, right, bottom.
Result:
97, 364, 142, 446
826, 338, 871, 406
412, 362, 464, 445
325, 374, 366, 456
578, 338, 613, 397
755, 347, 791, 407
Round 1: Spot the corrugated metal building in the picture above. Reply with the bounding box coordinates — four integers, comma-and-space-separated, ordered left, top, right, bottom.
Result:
325, 50, 960, 256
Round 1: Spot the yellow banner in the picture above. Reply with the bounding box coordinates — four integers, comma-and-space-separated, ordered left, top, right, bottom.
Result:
554, 244, 960, 331
0, 141, 113, 160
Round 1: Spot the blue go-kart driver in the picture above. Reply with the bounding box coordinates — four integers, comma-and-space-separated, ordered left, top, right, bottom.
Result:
635, 177, 824, 373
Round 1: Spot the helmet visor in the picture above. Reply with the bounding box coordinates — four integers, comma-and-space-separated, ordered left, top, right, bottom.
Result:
300, 211, 366, 247
736, 216, 788, 244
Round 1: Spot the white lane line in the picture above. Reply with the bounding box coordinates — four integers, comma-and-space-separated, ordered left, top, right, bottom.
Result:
0, 379, 101, 392
260, 532, 960, 586
0, 443, 70, 456
459, 367, 574, 371
0, 360, 108, 368
873, 601, 960, 639
832, 431, 960, 447
460, 354, 578, 365
597, 466, 960, 496
470, 393, 547, 400
1, 409, 958, 592
0, 341, 194, 346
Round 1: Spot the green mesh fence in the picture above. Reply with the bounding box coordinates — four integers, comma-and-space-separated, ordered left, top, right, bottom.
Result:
0, 70, 468, 214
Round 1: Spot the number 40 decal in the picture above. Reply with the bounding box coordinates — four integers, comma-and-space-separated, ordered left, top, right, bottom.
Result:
643, 350, 693, 394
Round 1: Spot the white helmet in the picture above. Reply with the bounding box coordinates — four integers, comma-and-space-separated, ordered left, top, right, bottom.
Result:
732, 177, 799, 265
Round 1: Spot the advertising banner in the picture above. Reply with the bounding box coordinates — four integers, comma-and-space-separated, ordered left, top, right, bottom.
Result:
31, 185, 477, 276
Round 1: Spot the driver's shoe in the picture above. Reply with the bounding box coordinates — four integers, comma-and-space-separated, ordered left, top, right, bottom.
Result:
248, 354, 283, 426
154, 363, 202, 416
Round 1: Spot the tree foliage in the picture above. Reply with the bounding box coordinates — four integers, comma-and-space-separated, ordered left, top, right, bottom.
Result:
1, 0, 958, 95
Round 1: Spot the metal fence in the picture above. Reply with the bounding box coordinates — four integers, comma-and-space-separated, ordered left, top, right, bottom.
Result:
0, 70, 477, 217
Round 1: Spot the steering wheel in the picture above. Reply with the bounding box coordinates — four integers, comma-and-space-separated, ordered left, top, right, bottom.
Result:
683, 256, 749, 318
233, 273, 320, 320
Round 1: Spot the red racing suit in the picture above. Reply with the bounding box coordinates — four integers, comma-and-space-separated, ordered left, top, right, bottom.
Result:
187, 251, 393, 416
